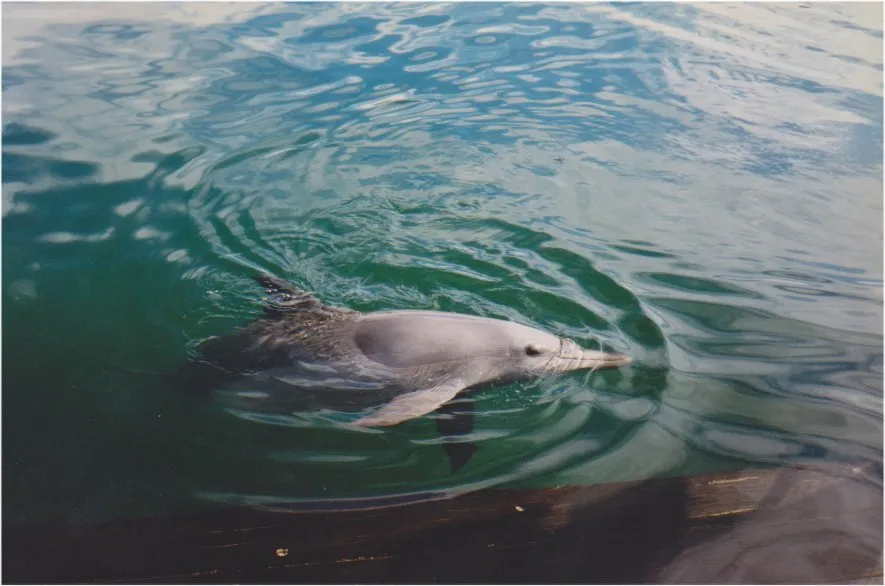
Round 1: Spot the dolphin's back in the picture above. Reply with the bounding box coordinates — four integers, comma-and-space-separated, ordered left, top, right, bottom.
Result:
353, 311, 518, 369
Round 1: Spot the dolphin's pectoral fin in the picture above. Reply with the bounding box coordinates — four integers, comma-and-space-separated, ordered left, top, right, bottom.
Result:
351, 382, 465, 427
435, 397, 477, 474
254, 275, 323, 315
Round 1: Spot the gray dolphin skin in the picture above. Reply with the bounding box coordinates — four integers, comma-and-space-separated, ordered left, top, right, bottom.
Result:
181, 275, 631, 469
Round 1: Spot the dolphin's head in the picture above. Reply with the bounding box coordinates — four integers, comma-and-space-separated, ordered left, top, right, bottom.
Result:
502, 324, 632, 380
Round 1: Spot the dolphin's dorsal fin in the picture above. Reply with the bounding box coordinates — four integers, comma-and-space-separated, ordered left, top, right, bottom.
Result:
351, 381, 466, 427
254, 274, 324, 316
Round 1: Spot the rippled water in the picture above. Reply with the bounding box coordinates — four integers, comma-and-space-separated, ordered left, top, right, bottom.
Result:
3, 3, 882, 527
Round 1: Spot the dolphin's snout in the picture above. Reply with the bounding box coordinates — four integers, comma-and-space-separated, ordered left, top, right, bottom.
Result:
579, 350, 632, 370
554, 339, 632, 372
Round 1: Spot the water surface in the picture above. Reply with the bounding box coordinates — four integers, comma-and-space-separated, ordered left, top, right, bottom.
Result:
3, 2, 882, 529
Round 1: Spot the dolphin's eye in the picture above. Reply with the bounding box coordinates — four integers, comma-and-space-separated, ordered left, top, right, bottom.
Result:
525, 345, 543, 356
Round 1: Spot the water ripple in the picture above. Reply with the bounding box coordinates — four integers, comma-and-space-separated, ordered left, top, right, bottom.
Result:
2, 2, 881, 527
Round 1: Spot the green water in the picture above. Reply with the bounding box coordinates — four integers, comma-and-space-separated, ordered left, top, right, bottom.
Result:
3, 3, 882, 527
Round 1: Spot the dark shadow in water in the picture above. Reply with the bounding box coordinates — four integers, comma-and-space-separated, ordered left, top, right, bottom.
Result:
435, 397, 478, 474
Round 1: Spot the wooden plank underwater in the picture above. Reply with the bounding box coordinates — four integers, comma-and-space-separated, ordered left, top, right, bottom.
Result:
4, 461, 881, 584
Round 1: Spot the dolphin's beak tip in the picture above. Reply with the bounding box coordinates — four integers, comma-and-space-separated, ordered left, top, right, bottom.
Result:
579, 350, 633, 370
606, 354, 632, 368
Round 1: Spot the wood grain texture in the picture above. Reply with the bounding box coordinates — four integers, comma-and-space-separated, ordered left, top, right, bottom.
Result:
4, 462, 881, 584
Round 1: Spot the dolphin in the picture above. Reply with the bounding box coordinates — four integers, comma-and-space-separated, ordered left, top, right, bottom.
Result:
180, 275, 632, 470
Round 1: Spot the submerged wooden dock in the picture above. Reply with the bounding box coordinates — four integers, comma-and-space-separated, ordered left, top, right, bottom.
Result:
4, 462, 881, 584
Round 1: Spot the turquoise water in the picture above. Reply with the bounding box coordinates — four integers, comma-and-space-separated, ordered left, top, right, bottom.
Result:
3, 3, 882, 527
